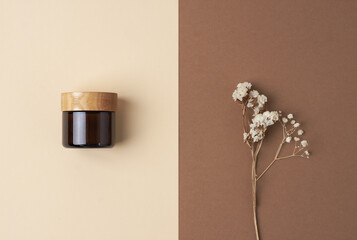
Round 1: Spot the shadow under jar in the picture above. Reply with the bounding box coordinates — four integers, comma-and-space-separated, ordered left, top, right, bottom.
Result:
61, 92, 117, 148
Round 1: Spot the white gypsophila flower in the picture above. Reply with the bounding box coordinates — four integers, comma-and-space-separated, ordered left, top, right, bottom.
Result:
287, 114, 294, 119
247, 102, 254, 108
248, 111, 279, 142
243, 132, 249, 141
304, 150, 310, 156
282, 117, 288, 123
249, 123, 264, 142
286, 136, 292, 143
250, 94, 268, 116
249, 90, 259, 98
301, 140, 308, 147
253, 107, 260, 115
272, 111, 279, 121
252, 111, 279, 127
294, 137, 300, 141
232, 90, 240, 101
294, 123, 300, 128
298, 129, 304, 135
232, 82, 252, 101
290, 120, 296, 124
264, 110, 279, 124
240, 82, 252, 89
257, 94, 267, 107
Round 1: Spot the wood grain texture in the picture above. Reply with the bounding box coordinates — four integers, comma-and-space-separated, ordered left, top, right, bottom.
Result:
61, 92, 117, 111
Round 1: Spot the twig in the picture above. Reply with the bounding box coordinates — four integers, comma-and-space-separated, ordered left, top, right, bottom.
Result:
251, 149, 260, 240
256, 125, 286, 181
256, 158, 277, 181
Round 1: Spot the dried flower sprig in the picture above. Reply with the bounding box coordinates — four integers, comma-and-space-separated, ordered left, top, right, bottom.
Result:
232, 82, 311, 240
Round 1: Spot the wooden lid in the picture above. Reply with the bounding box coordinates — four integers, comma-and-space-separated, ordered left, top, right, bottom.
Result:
61, 92, 117, 111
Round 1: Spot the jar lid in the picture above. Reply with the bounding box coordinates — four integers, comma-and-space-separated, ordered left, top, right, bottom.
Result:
61, 92, 117, 111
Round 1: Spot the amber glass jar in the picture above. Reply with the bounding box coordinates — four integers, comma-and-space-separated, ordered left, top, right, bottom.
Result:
61, 92, 117, 148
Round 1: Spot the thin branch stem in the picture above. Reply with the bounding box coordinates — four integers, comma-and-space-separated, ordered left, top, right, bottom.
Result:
276, 155, 294, 160
277, 154, 306, 160
255, 139, 263, 159
256, 158, 276, 181
294, 147, 305, 155
256, 126, 286, 181
242, 105, 247, 133
251, 149, 260, 240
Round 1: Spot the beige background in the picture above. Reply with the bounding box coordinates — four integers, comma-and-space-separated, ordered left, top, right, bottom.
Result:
0, 1, 177, 239
180, 0, 357, 239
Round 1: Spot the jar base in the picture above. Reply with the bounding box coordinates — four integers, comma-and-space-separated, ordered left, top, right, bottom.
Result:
62, 143, 114, 148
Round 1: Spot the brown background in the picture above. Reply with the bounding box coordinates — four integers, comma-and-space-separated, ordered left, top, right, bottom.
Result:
179, 1, 357, 239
